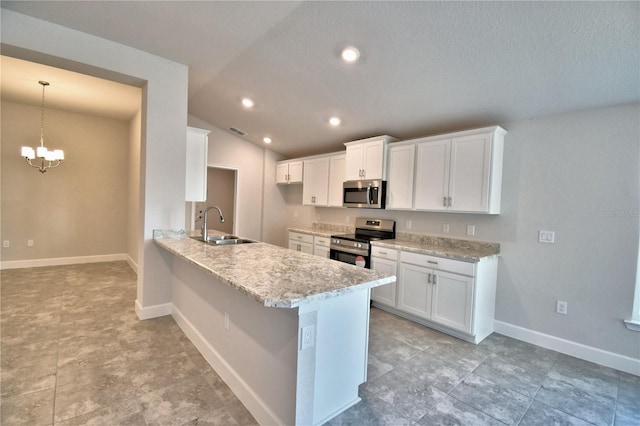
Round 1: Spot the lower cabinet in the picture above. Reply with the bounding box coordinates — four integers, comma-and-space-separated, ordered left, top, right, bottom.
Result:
288, 231, 331, 258
370, 247, 398, 307
313, 236, 330, 258
372, 246, 497, 344
288, 231, 313, 254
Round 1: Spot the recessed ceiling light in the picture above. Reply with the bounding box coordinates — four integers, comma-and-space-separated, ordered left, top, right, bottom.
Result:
241, 98, 254, 108
341, 46, 360, 63
329, 117, 342, 126
263, 137, 272, 144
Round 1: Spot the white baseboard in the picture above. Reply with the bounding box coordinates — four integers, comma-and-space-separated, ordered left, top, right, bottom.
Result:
0, 253, 129, 270
126, 255, 138, 274
171, 305, 283, 426
135, 300, 172, 320
494, 320, 640, 377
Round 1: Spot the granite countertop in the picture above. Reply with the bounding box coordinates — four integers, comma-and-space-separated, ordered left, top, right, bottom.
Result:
153, 230, 395, 309
371, 233, 500, 262
287, 222, 354, 238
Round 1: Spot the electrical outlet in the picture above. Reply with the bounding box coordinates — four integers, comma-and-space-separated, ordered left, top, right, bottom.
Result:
301, 325, 315, 350
406, 220, 412, 230
556, 300, 568, 315
346, 215, 350, 223
539, 230, 555, 244
27, 240, 34, 247
466, 225, 476, 236
2, 240, 9, 248
224, 312, 230, 330
443, 224, 450, 234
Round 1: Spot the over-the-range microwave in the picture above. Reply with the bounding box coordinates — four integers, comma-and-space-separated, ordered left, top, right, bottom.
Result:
343, 179, 386, 209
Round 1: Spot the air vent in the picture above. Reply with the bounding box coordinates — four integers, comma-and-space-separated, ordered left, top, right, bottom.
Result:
228, 126, 247, 136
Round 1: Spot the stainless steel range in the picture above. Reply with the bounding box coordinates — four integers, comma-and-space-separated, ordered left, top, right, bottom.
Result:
330, 218, 396, 268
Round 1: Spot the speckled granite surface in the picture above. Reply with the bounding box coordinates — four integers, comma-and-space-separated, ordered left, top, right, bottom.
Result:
372, 233, 500, 262
154, 230, 395, 308
288, 222, 354, 237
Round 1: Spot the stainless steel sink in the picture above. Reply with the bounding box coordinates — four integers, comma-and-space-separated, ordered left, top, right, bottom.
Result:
190, 235, 254, 245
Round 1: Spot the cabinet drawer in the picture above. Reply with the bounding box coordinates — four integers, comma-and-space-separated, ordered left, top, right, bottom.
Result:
314, 236, 331, 247
371, 246, 398, 261
289, 232, 314, 244
400, 251, 475, 276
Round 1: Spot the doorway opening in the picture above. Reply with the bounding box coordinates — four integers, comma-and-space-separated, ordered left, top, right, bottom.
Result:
193, 167, 238, 235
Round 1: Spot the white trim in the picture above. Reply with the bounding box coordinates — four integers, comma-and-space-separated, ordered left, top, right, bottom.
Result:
0, 253, 129, 270
171, 304, 284, 426
134, 300, 172, 320
624, 319, 640, 332
494, 320, 640, 377
126, 255, 138, 274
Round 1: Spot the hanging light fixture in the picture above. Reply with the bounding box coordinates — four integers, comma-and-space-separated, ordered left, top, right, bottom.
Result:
20, 81, 65, 173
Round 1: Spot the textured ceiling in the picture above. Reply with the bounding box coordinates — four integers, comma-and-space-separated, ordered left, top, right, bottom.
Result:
2, 1, 638, 158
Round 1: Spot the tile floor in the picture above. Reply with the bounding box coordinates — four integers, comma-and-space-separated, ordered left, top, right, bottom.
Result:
1, 262, 639, 425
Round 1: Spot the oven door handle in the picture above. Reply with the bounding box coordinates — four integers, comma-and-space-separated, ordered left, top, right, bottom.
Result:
330, 245, 369, 257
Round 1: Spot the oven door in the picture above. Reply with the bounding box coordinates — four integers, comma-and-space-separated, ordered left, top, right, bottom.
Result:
330, 248, 371, 268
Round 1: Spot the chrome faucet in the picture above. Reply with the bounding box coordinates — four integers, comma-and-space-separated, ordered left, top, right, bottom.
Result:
201, 205, 225, 241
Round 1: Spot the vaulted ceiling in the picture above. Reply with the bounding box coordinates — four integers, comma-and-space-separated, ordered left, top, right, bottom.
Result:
2, 1, 638, 158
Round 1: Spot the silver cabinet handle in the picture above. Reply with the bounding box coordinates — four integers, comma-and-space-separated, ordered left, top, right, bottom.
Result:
433, 274, 438, 285
427, 273, 432, 284
443, 197, 447, 207
427, 260, 438, 265
379, 251, 387, 255
448, 197, 452, 207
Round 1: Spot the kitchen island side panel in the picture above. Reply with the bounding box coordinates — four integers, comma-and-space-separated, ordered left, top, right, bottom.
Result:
171, 258, 299, 425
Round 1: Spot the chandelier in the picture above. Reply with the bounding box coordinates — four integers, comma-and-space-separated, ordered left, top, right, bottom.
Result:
20, 81, 65, 173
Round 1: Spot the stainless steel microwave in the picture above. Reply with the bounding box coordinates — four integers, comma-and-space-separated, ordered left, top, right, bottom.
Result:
343, 180, 386, 209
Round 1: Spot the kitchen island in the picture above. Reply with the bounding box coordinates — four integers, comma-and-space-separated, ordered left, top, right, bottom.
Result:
153, 230, 396, 426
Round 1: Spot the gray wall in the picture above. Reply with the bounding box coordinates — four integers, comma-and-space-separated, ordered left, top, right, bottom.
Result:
1, 100, 131, 261
279, 103, 640, 359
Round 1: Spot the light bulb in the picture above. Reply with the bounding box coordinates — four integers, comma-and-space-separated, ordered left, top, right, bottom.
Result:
329, 117, 342, 126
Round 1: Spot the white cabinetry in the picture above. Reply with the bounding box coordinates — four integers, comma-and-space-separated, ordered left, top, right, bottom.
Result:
414, 127, 505, 214
276, 160, 303, 184
370, 246, 398, 307
185, 127, 210, 202
303, 158, 329, 206
394, 250, 497, 344
386, 144, 415, 209
313, 236, 331, 258
288, 231, 313, 254
327, 154, 346, 207
344, 135, 397, 181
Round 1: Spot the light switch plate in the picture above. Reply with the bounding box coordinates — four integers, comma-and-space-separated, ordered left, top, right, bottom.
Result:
539, 230, 555, 244
466, 225, 475, 236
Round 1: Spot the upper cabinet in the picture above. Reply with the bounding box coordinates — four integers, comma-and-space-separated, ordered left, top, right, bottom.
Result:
276, 160, 303, 184
386, 144, 415, 209
302, 157, 329, 206
327, 154, 346, 207
414, 127, 506, 214
185, 127, 210, 202
344, 135, 398, 181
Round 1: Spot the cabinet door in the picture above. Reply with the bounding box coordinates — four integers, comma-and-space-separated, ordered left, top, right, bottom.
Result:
276, 163, 290, 184
431, 270, 474, 334
387, 144, 415, 209
185, 127, 209, 202
288, 161, 304, 183
362, 141, 385, 180
345, 144, 364, 181
397, 263, 432, 320
414, 139, 451, 210
303, 158, 329, 206
449, 133, 492, 213
328, 155, 346, 207
289, 240, 313, 254
371, 257, 398, 307
314, 245, 330, 258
